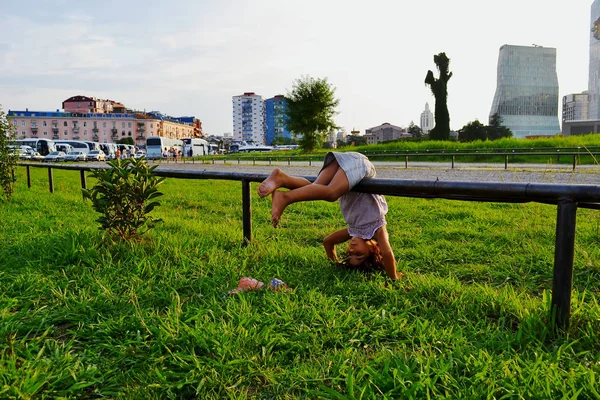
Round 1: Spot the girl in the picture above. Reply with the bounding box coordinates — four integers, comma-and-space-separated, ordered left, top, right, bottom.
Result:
258, 151, 403, 280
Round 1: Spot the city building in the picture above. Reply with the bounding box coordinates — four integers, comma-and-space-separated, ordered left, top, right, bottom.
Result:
563, 1, 600, 135
264, 95, 291, 145
420, 103, 434, 133
489, 44, 560, 138
365, 123, 408, 144
589, 0, 600, 119
7, 95, 202, 148
232, 92, 265, 143
562, 92, 589, 122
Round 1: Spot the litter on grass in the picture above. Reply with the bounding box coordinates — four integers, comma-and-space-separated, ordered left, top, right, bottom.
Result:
228, 277, 289, 295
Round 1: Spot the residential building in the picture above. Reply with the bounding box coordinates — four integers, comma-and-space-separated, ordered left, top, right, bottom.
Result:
489, 44, 560, 138
7, 95, 201, 148
264, 95, 290, 145
420, 103, 434, 133
562, 92, 589, 122
232, 92, 265, 143
365, 123, 408, 144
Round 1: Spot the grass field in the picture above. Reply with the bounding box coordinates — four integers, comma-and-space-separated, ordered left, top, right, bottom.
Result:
1, 166, 600, 399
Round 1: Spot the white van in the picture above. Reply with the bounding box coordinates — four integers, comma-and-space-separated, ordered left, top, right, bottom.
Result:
55, 143, 74, 154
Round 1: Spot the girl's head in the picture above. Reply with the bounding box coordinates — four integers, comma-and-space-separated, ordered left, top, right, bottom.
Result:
341, 237, 383, 272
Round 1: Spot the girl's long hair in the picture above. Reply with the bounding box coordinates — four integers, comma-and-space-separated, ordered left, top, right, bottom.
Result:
337, 239, 384, 272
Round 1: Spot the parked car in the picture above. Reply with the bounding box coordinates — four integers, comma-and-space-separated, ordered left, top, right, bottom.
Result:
65, 151, 87, 162
43, 151, 66, 162
87, 150, 106, 161
133, 151, 146, 159
27, 151, 45, 161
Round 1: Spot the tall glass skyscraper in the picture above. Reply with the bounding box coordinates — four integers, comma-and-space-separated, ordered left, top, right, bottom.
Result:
589, 0, 600, 119
264, 95, 291, 145
489, 45, 560, 138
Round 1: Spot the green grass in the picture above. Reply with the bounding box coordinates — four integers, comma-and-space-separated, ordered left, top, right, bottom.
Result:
1, 167, 600, 399
214, 134, 600, 166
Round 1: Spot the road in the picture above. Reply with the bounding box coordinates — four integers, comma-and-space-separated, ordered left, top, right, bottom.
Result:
150, 159, 600, 185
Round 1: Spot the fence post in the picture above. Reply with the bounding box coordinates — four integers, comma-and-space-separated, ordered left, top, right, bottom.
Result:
552, 197, 577, 331
452, 155, 455, 169
242, 179, 252, 246
505, 155, 508, 170
404, 155, 408, 169
572, 155, 577, 171
253, 158, 256, 166
288, 157, 291, 166
48, 167, 54, 193
26, 165, 31, 188
80, 169, 86, 200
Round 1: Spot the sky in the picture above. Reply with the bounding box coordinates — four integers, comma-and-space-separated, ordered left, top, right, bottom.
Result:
0, 0, 594, 135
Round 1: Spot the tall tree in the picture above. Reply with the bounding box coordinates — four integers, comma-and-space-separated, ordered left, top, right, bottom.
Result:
0, 108, 17, 201
425, 52, 453, 141
487, 113, 513, 140
285, 76, 340, 152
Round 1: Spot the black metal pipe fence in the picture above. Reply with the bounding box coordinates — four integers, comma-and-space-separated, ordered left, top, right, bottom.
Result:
17, 162, 600, 332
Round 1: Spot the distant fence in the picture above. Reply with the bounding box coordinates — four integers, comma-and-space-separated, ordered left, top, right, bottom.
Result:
146, 150, 600, 171
17, 162, 600, 332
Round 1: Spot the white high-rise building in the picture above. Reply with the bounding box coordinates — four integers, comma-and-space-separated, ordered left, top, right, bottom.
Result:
489, 44, 560, 138
589, 1, 600, 119
420, 103, 434, 133
232, 92, 265, 143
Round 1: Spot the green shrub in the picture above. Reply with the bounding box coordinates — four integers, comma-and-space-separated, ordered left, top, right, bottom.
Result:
82, 157, 165, 242
0, 109, 17, 202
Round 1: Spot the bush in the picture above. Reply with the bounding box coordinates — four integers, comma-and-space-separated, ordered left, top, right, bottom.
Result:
0, 109, 17, 202
82, 157, 165, 242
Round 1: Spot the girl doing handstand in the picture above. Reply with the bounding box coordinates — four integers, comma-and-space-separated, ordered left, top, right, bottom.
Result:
258, 152, 403, 280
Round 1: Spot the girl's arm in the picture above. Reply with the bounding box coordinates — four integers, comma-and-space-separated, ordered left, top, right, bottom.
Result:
374, 225, 402, 280
323, 228, 351, 262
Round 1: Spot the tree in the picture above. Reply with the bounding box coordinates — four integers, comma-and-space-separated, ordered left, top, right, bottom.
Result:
425, 52, 453, 141
118, 137, 135, 146
458, 120, 487, 142
285, 76, 340, 152
407, 122, 424, 139
0, 108, 17, 201
487, 113, 513, 140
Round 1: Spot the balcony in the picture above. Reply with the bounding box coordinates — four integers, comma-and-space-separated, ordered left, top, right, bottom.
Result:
31, 125, 38, 132
136, 135, 145, 141
73, 126, 80, 134
92, 127, 99, 133
92, 134, 99, 141
52, 133, 59, 140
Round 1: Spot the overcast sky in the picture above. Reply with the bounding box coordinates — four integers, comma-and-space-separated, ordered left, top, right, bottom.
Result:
0, 0, 593, 135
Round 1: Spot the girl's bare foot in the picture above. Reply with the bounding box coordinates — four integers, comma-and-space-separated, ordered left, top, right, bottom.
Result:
258, 168, 284, 198
271, 190, 287, 227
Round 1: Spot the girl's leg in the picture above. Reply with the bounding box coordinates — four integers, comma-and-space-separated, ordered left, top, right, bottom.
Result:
258, 160, 342, 198
271, 165, 350, 227
258, 168, 311, 197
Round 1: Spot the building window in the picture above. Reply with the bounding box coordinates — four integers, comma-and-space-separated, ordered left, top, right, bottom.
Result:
64, 121, 68, 127
128, 122, 131, 128
21, 121, 25, 126
43, 121, 47, 126
128, 131, 132, 136
64, 131, 68, 136
103, 122, 106, 128
84, 130, 87, 136
44, 131, 48, 136
122, 122, 125, 128
83, 121, 87, 127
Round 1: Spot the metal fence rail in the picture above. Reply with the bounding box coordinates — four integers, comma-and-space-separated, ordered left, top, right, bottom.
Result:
17, 162, 600, 331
